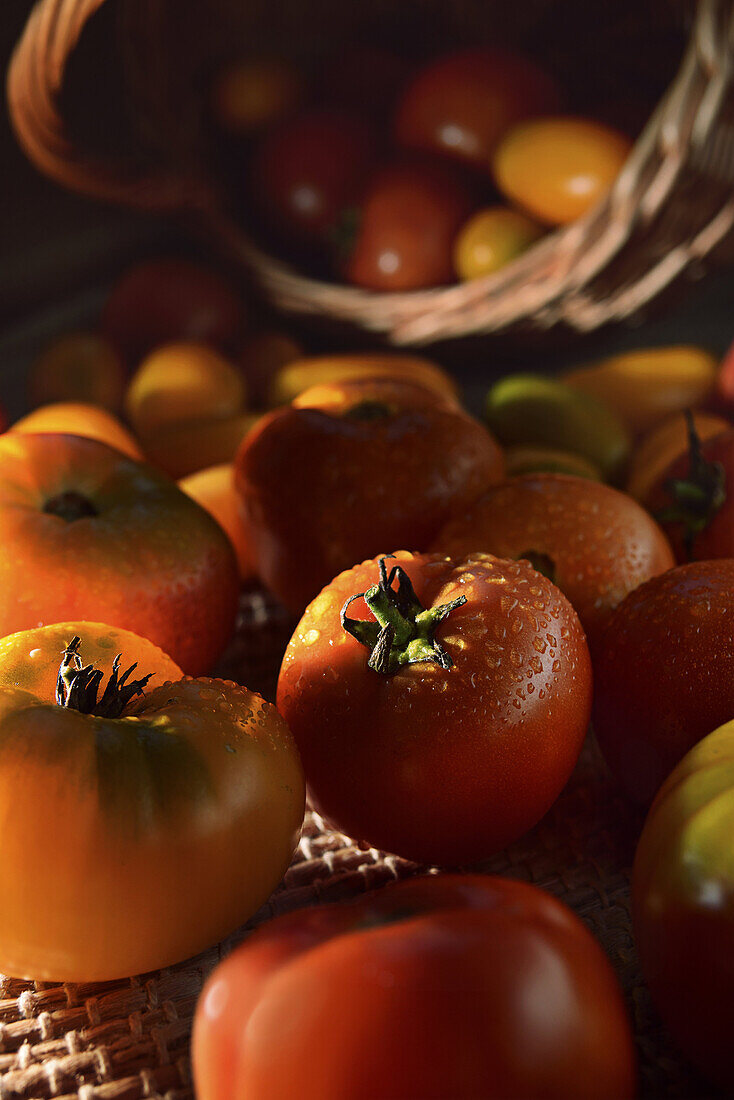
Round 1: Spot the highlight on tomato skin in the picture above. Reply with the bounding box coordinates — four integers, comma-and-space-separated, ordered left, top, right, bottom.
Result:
11, 401, 143, 460
193, 873, 637, 1100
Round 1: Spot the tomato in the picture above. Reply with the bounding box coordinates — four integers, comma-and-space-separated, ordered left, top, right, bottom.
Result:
291, 376, 459, 415
235, 379, 503, 613
194, 874, 636, 1100
626, 411, 730, 502
715, 335, 734, 409
277, 551, 591, 863
493, 118, 632, 225
0, 432, 239, 675
0, 623, 304, 981
454, 206, 543, 280
645, 422, 734, 561
634, 718, 734, 1090
269, 352, 459, 407
563, 346, 719, 437
179, 463, 255, 580
432, 474, 673, 655
250, 109, 376, 243
344, 160, 474, 290
101, 258, 244, 364
239, 330, 302, 407
593, 560, 734, 804
29, 332, 126, 411
141, 413, 260, 480
504, 445, 602, 480
394, 48, 560, 171
210, 57, 301, 135
11, 401, 143, 460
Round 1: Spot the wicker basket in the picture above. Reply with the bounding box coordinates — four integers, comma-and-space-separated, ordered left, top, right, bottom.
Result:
7, 0, 734, 346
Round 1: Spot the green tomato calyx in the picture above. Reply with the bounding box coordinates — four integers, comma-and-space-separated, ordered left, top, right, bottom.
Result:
56, 636, 154, 718
341, 556, 466, 675
656, 410, 726, 559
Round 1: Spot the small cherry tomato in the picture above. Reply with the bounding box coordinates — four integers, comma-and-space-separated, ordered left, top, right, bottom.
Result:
236, 379, 503, 613
593, 559, 734, 804
125, 342, 246, 438
194, 874, 636, 1100
626, 411, 730, 502
634, 718, 734, 1090
344, 160, 474, 291
432, 473, 674, 655
454, 206, 543, 280
179, 463, 255, 580
563, 346, 719, 437
0, 625, 304, 981
269, 352, 459, 407
141, 413, 260, 480
102, 258, 244, 364
29, 332, 126, 411
210, 57, 301, 135
645, 419, 734, 561
11, 401, 142, 460
493, 118, 632, 225
394, 48, 560, 171
0, 432, 239, 675
250, 109, 376, 243
239, 330, 302, 407
278, 551, 591, 863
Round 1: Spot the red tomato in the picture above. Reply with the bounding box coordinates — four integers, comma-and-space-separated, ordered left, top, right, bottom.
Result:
645, 422, 734, 562
193, 873, 636, 1100
344, 160, 475, 290
250, 109, 376, 243
432, 474, 674, 655
277, 551, 591, 864
593, 560, 734, 804
101, 258, 244, 364
394, 48, 560, 171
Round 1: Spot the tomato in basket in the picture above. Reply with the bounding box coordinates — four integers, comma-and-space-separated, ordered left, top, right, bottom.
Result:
634, 718, 734, 1091
277, 551, 591, 864
193, 873, 636, 1100
454, 205, 544, 280
0, 622, 304, 982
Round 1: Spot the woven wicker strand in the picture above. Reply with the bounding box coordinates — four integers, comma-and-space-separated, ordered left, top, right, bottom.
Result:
0, 589, 717, 1100
7, 0, 734, 344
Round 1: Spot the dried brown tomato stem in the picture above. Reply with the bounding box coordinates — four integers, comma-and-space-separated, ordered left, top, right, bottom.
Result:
56, 636, 153, 718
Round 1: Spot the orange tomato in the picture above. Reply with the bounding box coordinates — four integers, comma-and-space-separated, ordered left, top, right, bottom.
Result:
211, 57, 301, 134
141, 412, 260, 479
493, 118, 632, 225
454, 206, 543, 280
28, 333, 126, 412
269, 353, 459, 407
11, 402, 143, 460
179, 463, 255, 580
0, 623, 304, 981
0, 432, 239, 675
126, 342, 247, 438
626, 411, 730, 502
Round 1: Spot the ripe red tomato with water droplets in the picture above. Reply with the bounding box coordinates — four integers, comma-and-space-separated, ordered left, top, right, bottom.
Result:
277, 550, 592, 864
594, 560, 734, 804
394, 48, 561, 171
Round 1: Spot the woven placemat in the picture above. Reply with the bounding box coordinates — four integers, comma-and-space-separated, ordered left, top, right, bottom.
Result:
0, 589, 716, 1100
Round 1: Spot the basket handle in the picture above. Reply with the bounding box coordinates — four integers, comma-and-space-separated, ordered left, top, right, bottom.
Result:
6, 0, 213, 211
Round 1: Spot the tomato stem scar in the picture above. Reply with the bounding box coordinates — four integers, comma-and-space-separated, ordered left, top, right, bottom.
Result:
43, 490, 98, 521
656, 409, 726, 559
55, 636, 154, 718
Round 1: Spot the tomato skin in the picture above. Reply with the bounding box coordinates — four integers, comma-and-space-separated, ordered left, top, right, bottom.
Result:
454, 206, 543, 280
344, 160, 474, 290
394, 48, 560, 170
269, 352, 459, 407
193, 873, 635, 1100
0, 433, 239, 675
29, 332, 126, 412
0, 663, 305, 981
432, 474, 674, 655
235, 382, 504, 614
250, 109, 376, 243
645, 428, 734, 561
277, 551, 591, 864
179, 463, 255, 580
11, 401, 143, 460
493, 117, 632, 225
626, 411, 730, 503
593, 560, 734, 804
633, 719, 734, 1089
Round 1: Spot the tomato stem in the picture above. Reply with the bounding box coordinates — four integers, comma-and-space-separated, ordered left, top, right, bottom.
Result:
655, 410, 726, 559
341, 556, 466, 675
56, 636, 154, 718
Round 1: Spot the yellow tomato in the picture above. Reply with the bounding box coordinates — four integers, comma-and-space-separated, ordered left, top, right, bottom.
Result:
141, 412, 260, 479
11, 401, 143, 460
29, 332, 126, 412
493, 118, 632, 225
179, 464, 255, 580
626, 411, 730, 502
0, 624, 305, 981
211, 57, 301, 135
269, 354, 459, 407
454, 207, 543, 280
126, 343, 246, 438
563, 346, 719, 437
